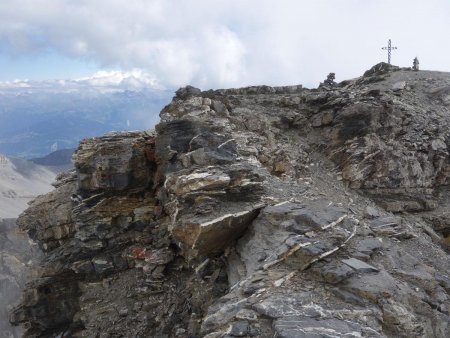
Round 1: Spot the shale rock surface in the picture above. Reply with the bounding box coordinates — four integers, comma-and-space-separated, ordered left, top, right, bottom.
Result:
11, 64, 450, 337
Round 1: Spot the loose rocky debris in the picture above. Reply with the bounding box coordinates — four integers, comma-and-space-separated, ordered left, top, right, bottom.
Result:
10, 63, 450, 337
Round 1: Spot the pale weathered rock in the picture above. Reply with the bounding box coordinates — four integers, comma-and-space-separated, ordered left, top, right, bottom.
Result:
364, 206, 381, 219
392, 81, 407, 91
171, 171, 231, 195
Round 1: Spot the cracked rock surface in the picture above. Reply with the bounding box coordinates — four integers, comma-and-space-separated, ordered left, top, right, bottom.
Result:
10, 63, 450, 337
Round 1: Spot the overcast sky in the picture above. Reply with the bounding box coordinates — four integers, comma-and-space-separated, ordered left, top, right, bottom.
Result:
0, 0, 449, 89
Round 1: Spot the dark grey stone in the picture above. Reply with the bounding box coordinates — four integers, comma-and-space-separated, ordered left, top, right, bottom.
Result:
332, 288, 366, 306
353, 238, 383, 258
92, 258, 114, 274
212, 100, 227, 114
370, 216, 401, 228
175, 85, 201, 99
229, 321, 249, 337
318, 262, 355, 284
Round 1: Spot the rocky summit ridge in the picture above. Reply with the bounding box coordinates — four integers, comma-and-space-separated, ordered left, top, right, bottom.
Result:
10, 63, 450, 337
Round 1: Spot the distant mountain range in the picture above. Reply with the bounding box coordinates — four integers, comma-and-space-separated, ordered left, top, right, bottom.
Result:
0, 70, 173, 158
31, 148, 75, 172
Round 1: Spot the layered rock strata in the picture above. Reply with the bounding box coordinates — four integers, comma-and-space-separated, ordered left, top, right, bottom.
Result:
11, 64, 450, 337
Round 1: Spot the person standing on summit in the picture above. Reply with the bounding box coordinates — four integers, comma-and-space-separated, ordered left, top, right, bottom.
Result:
413, 57, 420, 71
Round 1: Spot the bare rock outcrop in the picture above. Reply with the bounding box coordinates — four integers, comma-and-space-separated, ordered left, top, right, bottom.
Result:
10, 64, 450, 337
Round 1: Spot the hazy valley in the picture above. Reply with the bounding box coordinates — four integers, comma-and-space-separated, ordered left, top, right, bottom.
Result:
0, 72, 172, 158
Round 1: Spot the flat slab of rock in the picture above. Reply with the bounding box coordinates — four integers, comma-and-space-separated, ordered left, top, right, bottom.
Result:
173, 206, 263, 257
342, 258, 379, 273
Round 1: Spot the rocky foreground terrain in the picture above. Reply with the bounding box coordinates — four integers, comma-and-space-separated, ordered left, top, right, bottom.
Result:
10, 63, 450, 337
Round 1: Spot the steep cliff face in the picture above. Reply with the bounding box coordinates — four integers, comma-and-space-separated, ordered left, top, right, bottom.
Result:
11, 64, 450, 337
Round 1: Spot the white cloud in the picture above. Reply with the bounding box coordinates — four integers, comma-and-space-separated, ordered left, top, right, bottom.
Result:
0, 0, 449, 88
0, 69, 161, 93
76, 69, 160, 88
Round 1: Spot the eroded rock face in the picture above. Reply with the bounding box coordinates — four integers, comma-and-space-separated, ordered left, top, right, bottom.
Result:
155, 97, 269, 258
16, 171, 77, 252
10, 131, 169, 337
10, 65, 450, 337
74, 131, 155, 192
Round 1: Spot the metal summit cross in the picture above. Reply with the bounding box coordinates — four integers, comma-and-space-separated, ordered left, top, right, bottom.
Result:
382, 39, 397, 64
